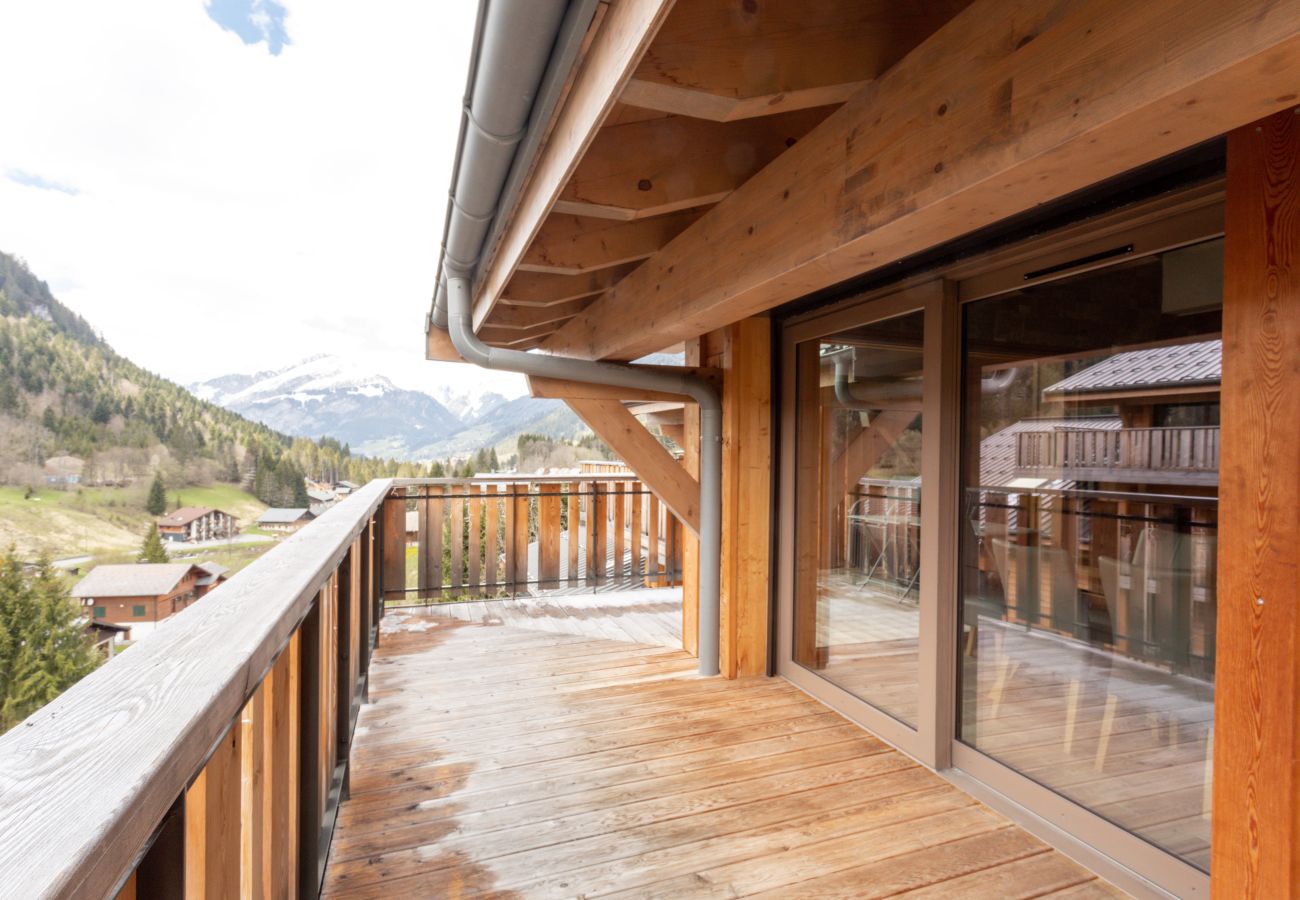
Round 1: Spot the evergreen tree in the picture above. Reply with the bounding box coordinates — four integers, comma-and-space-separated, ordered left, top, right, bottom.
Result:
146, 473, 166, 516
138, 523, 168, 564
0, 550, 101, 731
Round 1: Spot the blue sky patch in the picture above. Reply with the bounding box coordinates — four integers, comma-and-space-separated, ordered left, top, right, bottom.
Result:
5, 169, 79, 195
205, 0, 290, 55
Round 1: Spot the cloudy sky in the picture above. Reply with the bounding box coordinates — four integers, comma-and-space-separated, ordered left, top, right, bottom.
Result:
0, 0, 527, 398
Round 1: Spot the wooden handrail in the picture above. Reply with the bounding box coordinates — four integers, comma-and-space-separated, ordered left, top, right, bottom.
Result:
0, 479, 393, 899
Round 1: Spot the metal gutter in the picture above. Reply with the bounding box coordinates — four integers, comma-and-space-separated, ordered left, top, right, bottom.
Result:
426, 0, 723, 676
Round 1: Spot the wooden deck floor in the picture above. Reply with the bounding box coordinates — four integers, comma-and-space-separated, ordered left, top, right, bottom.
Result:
323, 605, 1126, 898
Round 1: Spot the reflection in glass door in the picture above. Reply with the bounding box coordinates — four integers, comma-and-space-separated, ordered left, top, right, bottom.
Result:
793, 310, 924, 726
958, 240, 1222, 872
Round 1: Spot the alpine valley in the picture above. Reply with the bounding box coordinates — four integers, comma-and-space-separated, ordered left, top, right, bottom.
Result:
191, 355, 586, 460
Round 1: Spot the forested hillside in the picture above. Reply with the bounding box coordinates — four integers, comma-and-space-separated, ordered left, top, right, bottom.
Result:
0, 252, 425, 503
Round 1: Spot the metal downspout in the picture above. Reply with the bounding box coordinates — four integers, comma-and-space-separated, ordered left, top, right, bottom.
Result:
445, 276, 722, 676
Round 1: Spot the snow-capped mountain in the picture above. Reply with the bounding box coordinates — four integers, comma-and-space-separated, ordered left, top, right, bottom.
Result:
191, 355, 587, 459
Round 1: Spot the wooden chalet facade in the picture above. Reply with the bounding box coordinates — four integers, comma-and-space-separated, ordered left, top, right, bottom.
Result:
421, 2, 1300, 897
70, 563, 221, 639
0, 2, 1297, 899
156, 506, 238, 543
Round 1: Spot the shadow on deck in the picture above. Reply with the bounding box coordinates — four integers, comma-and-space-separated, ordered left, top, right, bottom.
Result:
322, 603, 1127, 898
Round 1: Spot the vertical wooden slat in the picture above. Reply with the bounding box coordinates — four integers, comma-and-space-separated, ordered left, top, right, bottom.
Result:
113, 872, 136, 900
485, 484, 501, 591
590, 482, 607, 584
512, 485, 531, 592
185, 718, 241, 899
613, 482, 626, 580
426, 486, 444, 599
1212, 108, 1300, 897
239, 681, 265, 900
538, 483, 562, 589
417, 494, 431, 596
646, 494, 660, 586
449, 491, 465, 594
504, 483, 517, 593
567, 481, 582, 584
381, 495, 405, 601
296, 596, 323, 897
468, 485, 483, 593
630, 485, 644, 582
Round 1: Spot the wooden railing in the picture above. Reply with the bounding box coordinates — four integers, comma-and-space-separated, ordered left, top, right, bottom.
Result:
382, 476, 685, 604
1015, 426, 1219, 485
0, 479, 392, 899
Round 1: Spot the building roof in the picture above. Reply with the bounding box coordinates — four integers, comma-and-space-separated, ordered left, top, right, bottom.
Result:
1044, 339, 1221, 397
194, 562, 229, 587
71, 564, 198, 598
43, 455, 85, 474
257, 507, 313, 524
307, 489, 335, 503
158, 507, 224, 527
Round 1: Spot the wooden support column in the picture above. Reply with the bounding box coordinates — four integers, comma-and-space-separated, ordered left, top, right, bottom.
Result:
720, 318, 773, 678
1211, 107, 1300, 896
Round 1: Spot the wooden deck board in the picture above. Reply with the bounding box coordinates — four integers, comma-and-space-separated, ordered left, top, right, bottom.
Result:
323, 610, 1123, 898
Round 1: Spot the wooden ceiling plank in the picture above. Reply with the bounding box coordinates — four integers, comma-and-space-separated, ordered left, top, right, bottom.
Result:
518, 208, 707, 275
500, 262, 641, 308
622, 0, 970, 121
554, 107, 832, 219
565, 397, 701, 536
472, 0, 677, 332
544, 0, 1300, 360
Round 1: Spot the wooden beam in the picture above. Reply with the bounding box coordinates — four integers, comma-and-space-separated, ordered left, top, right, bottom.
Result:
425, 325, 466, 363
565, 398, 701, 536
658, 423, 685, 445
489, 300, 592, 331
526, 375, 689, 403
621, 0, 969, 122
552, 107, 832, 221
518, 208, 706, 274
1211, 107, 1300, 897
473, 0, 676, 331
545, 0, 1300, 360
501, 262, 642, 307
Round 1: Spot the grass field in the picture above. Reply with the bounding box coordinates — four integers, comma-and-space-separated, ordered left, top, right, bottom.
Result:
0, 482, 268, 562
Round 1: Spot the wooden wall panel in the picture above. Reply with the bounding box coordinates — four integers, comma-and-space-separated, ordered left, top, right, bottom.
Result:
184, 719, 241, 899
1211, 106, 1300, 897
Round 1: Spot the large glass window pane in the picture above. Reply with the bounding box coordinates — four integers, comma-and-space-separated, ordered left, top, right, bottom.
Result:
958, 240, 1222, 872
794, 310, 924, 726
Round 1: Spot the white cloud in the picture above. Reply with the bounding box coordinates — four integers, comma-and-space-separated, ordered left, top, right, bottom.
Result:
0, 1, 518, 398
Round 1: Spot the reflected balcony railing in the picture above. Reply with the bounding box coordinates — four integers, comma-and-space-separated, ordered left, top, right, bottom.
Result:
1014, 426, 1219, 486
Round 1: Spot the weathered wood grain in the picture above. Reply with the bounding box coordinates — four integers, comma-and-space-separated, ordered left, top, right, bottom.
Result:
0, 480, 392, 899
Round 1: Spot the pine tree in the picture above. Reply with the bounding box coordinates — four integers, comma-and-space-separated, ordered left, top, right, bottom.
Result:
146, 473, 166, 516
0, 550, 101, 731
138, 523, 169, 564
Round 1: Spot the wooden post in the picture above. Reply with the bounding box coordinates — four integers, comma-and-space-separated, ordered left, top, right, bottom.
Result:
590, 482, 607, 584
538, 483, 562, 589
1211, 107, 1300, 896
645, 494, 660, 587
427, 486, 445, 600
719, 318, 772, 678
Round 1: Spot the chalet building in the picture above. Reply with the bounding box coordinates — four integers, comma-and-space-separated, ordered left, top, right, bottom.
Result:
256, 507, 315, 534
83, 619, 131, 654
70, 563, 208, 639
156, 506, 237, 543
4, 4, 1299, 899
